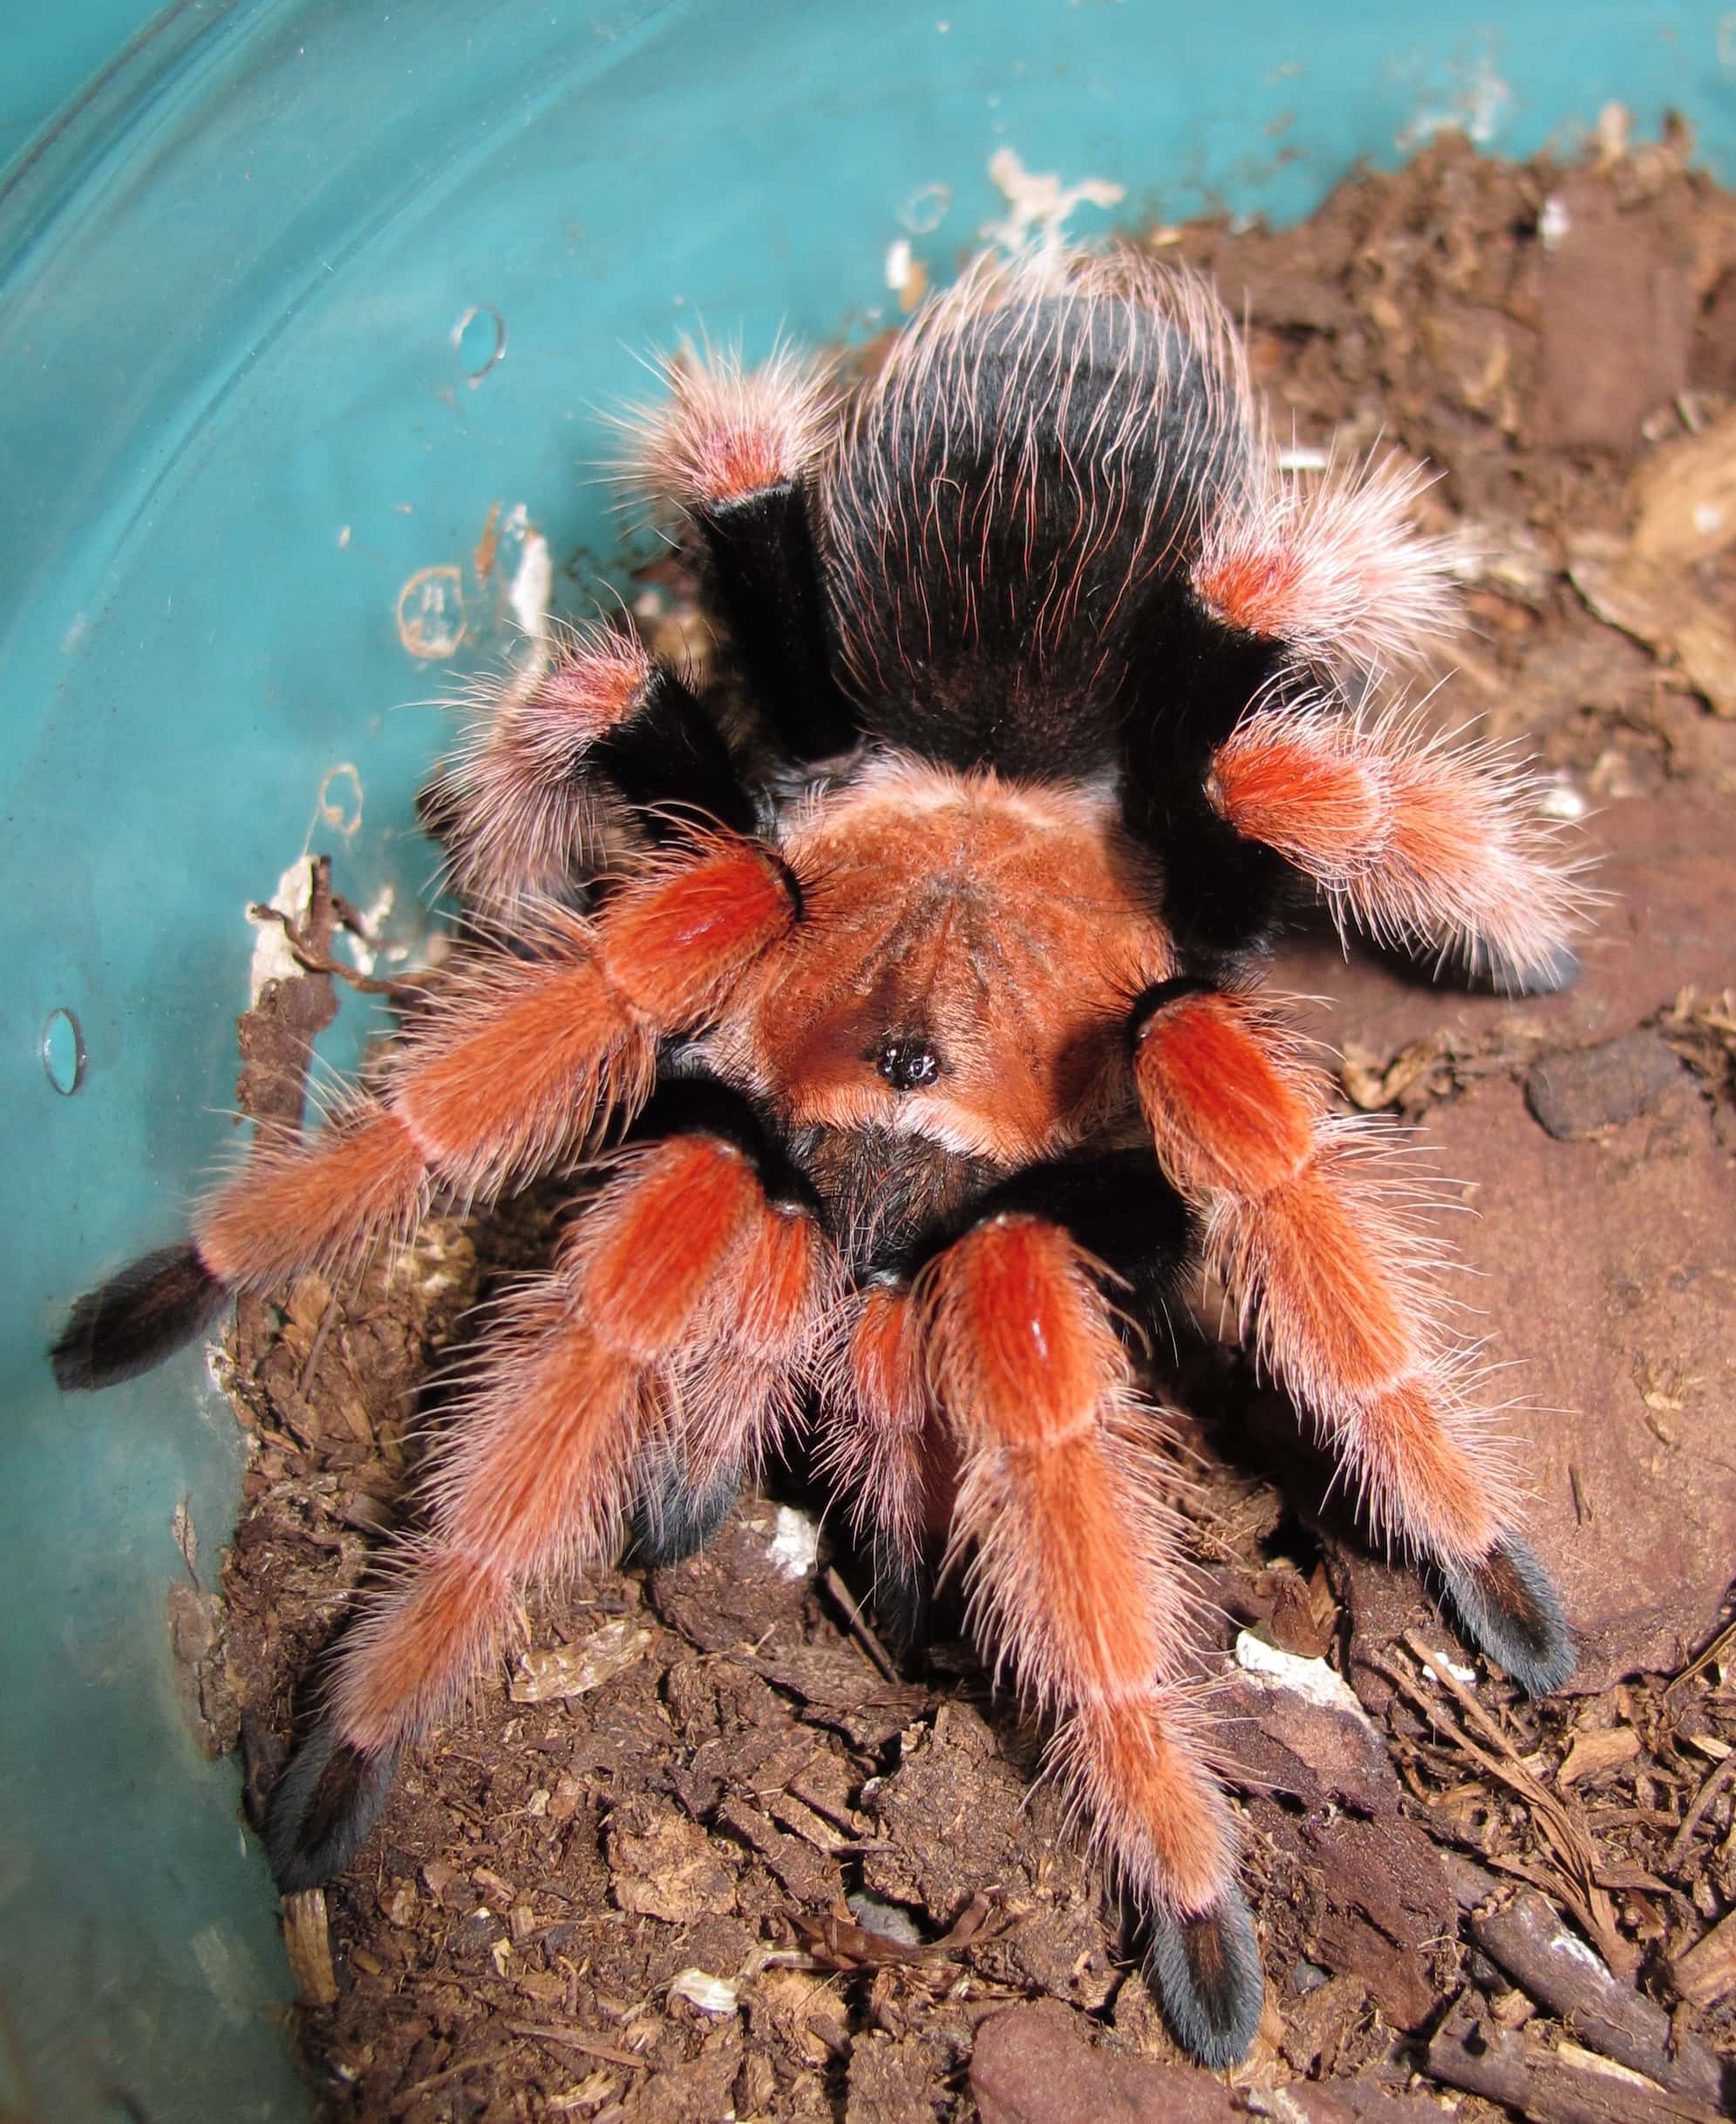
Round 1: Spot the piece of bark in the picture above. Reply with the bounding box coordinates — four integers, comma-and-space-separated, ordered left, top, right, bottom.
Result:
972, 2000, 1456, 2124
1630, 405, 1736, 565
1535, 172, 1696, 451
1670, 1907, 1736, 2010
282, 1888, 339, 2008
1427, 1992, 1726, 2124
1569, 538, 1736, 718
1473, 1888, 1727, 2108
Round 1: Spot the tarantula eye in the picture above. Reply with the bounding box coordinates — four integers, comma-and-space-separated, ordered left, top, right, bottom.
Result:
876, 1036, 942, 1092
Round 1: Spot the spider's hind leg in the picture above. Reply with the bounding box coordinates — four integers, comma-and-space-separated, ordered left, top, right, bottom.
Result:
421, 623, 757, 919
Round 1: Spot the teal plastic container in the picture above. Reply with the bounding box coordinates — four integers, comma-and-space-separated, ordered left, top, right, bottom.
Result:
3, 6, 1730, 2117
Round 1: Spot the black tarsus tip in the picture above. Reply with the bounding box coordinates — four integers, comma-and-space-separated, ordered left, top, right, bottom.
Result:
868, 1537, 932, 1654
1440, 1535, 1576, 1697
265, 1719, 398, 1893
51, 1242, 229, 1392
1147, 1886, 1265, 2070
627, 1450, 742, 1568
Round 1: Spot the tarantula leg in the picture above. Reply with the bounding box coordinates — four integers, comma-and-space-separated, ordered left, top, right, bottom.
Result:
1134, 984, 1574, 1693
620, 345, 854, 759
51, 1241, 229, 1391
975, 1148, 1193, 1300
924, 1214, 1263, 2067
422, 623, 753, 915
269, 1132, 834, 1889
1208, 700, 1590, 994
819, 1277, 951, 1644
1438, 1535, 1575, 1699
626, 1442, 743, 1567
53, 837, 801, 1389
1147, 1895, 1268, 2071
627, 1079, 842, 1564
264, 1718, 398, 1891
1190, 449, 1457, 676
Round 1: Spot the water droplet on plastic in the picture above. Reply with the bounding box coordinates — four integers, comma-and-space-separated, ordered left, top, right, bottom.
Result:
43, 1007, 86, 1096
453, 304, 507, 385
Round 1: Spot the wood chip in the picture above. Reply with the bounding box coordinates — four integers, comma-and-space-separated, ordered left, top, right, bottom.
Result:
509, 1620, 653, 1702
1558, 1726, 1643, 1785
1670, 1907, 1736, 2008
1569, 535, 1736, 718
282, 1887, 339, 2007
1630, 406, 1736, 564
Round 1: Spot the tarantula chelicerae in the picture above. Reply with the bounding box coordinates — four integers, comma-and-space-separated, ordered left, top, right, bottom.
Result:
55, 249, 1585, 2068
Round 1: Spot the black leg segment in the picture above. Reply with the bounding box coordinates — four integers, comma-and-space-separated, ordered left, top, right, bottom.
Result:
51, 1241, 229, 1391
695, 484, 856, 761
588, 663, 756, 839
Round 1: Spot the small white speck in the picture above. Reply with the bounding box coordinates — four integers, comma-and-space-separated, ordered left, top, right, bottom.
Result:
337, 524, 352, 549
884, 237, 914, 293
1538, 776, 1589, 822
1692, 500, 1725, 539
1419, 1650, 1479, 1688
766, 1504, 820, 1580
1538, 195, 1570, 249
1276, 446, 1330, 473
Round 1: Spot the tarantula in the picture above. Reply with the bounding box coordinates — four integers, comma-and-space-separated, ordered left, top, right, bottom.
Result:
54, 248, 1583, 2070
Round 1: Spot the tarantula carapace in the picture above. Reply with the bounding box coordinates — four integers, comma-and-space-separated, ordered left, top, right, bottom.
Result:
54, 249, 1584, 2069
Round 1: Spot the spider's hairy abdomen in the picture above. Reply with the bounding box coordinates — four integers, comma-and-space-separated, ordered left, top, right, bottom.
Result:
823, 255, 1257, 772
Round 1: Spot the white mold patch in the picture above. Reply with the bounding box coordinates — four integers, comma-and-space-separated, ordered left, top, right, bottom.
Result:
248, 855, 317, 1004
1397, 34, 1512, 151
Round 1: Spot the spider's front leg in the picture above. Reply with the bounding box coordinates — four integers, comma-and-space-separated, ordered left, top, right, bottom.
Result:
269, 1127, 836, 1889
922, 1211, 1264, 2069
1133, 982, 1573, 1693
51, 835, 800, 1389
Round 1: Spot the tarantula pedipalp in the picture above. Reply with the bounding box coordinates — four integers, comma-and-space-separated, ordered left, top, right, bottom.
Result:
53, 248, 1586, 2071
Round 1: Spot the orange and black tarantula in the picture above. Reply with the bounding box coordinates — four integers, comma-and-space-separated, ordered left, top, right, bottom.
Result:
54, 250, 1585, 2068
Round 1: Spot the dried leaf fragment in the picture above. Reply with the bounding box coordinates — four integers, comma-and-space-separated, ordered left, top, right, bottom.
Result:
510, 1618, 652, 1702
